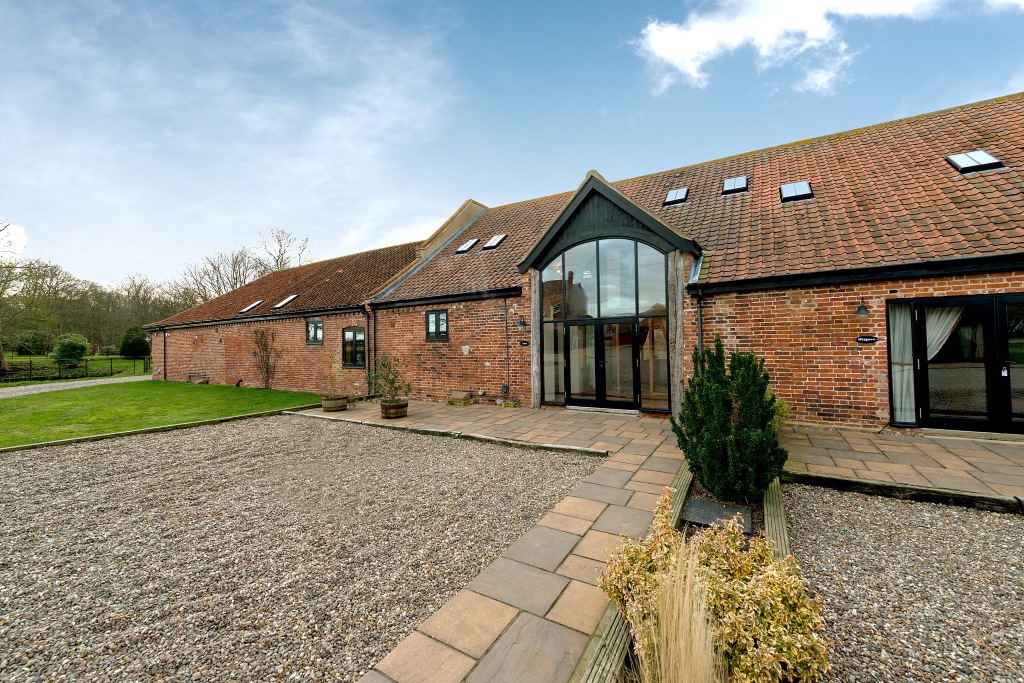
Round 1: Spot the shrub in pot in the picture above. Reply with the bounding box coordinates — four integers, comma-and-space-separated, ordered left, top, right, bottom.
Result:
368, 353, 412, 418
321, 365, 347, 412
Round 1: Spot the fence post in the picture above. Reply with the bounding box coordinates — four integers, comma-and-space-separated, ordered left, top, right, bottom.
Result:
29, 359, 32, 380
110, 357, 113, 376
85, 358, 89, 379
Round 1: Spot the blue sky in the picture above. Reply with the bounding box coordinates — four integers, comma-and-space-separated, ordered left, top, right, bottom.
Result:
2, 0, 1024, 285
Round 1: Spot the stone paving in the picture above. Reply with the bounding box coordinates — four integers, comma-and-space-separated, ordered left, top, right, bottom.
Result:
294, 400, 1024, 682
782, 423, 1024, 500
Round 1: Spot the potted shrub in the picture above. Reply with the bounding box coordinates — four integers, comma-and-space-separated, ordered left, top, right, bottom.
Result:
321, 366, 348, 412
369, 353, 412, 419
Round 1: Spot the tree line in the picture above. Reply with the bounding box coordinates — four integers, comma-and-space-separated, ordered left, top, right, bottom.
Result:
0, 224, 308, 366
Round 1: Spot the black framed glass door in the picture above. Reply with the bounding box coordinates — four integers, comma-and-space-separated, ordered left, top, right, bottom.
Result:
904, 294, 1024, 433
565, 321, 639, 409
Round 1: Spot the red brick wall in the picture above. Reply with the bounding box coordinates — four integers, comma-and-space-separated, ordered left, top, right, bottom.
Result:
694, 270, 1024, 428
373, 285, 531, 404
150, 311, 371, 396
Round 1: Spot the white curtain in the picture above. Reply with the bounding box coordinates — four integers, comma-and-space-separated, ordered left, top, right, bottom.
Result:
890, 303, 916, 423
926, 307, 964, 360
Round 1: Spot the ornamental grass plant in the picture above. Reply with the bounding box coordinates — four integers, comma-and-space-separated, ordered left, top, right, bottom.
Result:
601, 490, 829, 683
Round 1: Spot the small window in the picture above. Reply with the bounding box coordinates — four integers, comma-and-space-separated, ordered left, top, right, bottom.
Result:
945, 150, 1003, 173
272, 294, 298, 309
722, 176, 747, 195
780, 181, 813, 202
306, 319, 323, 345
455, 238, 479, 254
482, 234, 507, 250
663, 187, 688, 205
240, 300, 263, 313
426, 310, 448, 341
342, 327, 365, 367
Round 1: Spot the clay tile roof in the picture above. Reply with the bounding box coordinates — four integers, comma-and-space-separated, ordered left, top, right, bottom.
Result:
149, 242, 420, 327
381, 92, 1024, 300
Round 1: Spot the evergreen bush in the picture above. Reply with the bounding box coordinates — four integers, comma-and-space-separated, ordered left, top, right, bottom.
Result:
119, 324, 151, 358
671, 336, 787, 503
16, 330, 53, 356
52, 334, 89, 368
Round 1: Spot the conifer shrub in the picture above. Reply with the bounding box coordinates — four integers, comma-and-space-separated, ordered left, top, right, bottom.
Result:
119, 324, 151, 358
671, 336, 787, 503
52, 334, 89, 368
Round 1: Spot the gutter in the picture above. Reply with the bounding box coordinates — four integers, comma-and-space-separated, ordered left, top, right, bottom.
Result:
687, 251, 1024, 296
144, 305, 364, 332
371, 286, 523, 310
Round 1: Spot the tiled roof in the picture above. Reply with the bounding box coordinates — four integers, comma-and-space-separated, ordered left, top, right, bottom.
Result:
149, 242, 420, 327
375, 192, 573, 302
380, 92, 1024, 301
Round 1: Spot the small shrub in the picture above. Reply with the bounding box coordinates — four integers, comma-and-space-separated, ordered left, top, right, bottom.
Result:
692, 519, 830, 682
671, 336, 788, 503
119, 324, 151, 358
52, 334, 89, 367
99, 345, 119, 357
368, 353, 411, 403
250, 327, 281, 389
16, 330, 53, 356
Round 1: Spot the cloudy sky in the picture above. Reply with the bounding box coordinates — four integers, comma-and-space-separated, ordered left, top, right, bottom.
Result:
2, 0, 1024, 285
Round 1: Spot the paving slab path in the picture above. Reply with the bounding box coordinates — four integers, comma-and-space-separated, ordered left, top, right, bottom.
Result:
296, 401, 1024, 682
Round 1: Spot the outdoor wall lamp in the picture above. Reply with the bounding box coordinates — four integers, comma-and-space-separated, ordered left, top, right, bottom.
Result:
515, 315, 528, 329
855, 298, 869, 316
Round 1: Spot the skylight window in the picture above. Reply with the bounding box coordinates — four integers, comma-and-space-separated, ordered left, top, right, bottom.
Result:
780, 181, 813, 202
482, 234, 507, 250
239, 300, 263, 313
945, 150, 1003, 173
272, 294, 298, 309
455, 238, 479, 254
663, 187, 689, 206
722, 176, 748, 195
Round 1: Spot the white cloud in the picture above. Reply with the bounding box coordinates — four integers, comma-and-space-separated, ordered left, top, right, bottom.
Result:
637, 0, 1023, 94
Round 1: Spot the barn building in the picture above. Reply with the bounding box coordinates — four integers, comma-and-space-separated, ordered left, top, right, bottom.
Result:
147, 93, 1024, 434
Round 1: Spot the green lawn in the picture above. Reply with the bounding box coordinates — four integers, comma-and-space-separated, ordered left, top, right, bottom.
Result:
0, 382, 320, 449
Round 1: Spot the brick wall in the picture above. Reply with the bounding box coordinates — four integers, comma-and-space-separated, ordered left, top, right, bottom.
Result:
694, 270, 1024, 428
150, 311, 371, 396
374, 285, 531, 404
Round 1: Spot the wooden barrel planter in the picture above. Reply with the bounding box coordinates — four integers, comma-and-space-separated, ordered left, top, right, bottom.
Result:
321, 396, 348, 412
380, 400, 408, 419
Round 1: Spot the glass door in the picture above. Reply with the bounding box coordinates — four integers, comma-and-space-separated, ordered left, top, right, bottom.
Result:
567, 323, 598, 405
917, 300, 993, 428
601, 321, 638, 409
999, 298, 1024, 427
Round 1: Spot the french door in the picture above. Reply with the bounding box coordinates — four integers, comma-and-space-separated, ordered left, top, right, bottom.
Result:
565, 320, 639, 410
912, 294, 1024, 432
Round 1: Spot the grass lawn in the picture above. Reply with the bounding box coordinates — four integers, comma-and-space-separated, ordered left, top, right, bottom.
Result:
0, 381, 320, 448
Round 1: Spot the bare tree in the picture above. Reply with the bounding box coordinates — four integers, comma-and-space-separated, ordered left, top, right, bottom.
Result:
250, 327, 281, 389
257, 228, 309, 272
0, 222, 12, 257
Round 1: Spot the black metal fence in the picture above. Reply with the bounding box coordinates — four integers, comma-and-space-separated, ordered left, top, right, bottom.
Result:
0, 357, 151, 384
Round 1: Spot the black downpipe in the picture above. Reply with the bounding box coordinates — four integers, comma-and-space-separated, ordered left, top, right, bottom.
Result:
695, 289, 705, 375
371, 306, 378, 395
364, 306, 372, 392
503, 297, 511, 396
161, 327, 168, 381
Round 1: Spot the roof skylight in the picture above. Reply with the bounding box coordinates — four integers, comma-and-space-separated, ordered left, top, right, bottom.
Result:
780, 181, 813, 202
272, 294, 298, 309
945, 150, 1003, 173
455, 238, 479, 254
239, 300, 264, 313
663, 187, 689, 206
482, 234, 507, 250
722, 176, 747, 195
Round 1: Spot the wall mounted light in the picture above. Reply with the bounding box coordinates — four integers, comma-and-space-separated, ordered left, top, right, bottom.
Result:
855, 298, 869, 316
515, 315, 528, 330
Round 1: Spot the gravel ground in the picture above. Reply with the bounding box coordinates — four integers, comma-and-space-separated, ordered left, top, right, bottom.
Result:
0, 374, 150, 399
0, 415, 601, 682
785, 484, 1024, 683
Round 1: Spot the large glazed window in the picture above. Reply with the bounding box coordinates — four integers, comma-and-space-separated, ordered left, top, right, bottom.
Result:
342, 327, 365, 367
540, 239, 669, 410
888, 302, 915, 424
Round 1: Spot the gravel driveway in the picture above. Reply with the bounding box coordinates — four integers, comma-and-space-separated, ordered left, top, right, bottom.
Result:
786, 484, 1024, 683
0, 373, 150, 399
0, 415, 601, 682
